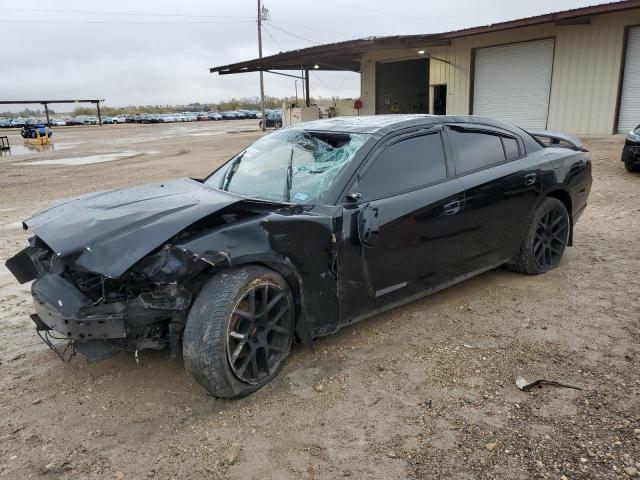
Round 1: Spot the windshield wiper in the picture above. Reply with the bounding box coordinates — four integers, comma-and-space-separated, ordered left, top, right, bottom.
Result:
222, 153, 243, 191
283, 148, 294, 202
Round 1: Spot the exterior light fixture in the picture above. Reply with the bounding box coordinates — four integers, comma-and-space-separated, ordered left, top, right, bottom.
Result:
418, 50, 426, 54
314, 64, 319, 69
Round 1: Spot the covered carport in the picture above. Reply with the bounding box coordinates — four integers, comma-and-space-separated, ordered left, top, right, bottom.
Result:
209, 35, 451, 114
0, 99, 105, 126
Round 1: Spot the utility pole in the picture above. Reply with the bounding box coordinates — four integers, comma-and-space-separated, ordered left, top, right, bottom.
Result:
258, 0, 266, 131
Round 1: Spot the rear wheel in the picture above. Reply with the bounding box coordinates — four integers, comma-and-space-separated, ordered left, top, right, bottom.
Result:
508, 197, 570, 275
183, 266, 295, 398
624, 160, 640, 173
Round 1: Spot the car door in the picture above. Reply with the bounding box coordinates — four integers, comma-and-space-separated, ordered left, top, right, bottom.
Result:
337, 127, 467, 324
445, 124, 542, 271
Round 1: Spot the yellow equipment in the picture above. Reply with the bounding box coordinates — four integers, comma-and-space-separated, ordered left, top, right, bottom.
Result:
24, 129, 51, 147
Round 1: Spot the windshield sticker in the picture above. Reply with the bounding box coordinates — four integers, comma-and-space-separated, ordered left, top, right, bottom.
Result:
293, 192, 310, 203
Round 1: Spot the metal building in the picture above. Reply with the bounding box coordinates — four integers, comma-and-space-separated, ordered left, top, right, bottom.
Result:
211, 1, 640, 135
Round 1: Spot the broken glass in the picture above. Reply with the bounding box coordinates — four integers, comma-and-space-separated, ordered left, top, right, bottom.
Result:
206, 129, 369, 204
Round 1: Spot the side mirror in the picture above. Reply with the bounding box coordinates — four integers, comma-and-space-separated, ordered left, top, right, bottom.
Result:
357, 203, 380, 248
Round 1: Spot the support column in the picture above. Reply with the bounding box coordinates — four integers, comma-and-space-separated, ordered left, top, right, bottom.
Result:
304, 69, 310, 107
43, 103, 50, 126
96, 101, 102, 126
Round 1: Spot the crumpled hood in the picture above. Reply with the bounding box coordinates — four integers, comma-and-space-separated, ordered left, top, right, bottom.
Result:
24, 178, 250, 278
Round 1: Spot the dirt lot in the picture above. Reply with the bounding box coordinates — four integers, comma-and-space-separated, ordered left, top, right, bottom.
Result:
0, 121, 638, 479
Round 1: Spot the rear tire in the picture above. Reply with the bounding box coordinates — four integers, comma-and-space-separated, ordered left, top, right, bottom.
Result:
624, 161, 640, 173
183, 266, 295, 398
508, 197, 570, 275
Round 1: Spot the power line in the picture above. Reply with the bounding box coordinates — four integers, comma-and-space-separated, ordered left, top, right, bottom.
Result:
266, 23, 320, 45
0, 19, 254, 25
310, 72, 334, 98
332, 71, 352, 98
0, 7, 254, 19
269, 19, 355, 38
262, 25, 284, 52
306, 0, 460, 26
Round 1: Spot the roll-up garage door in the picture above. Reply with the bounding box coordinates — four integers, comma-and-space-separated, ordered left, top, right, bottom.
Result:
618, 26, 640, 133
473, 38, 555, 130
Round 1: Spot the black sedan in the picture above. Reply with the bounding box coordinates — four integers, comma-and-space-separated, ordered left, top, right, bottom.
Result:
622, 124, 640, 172
6, 115, 592, 398
260, 110, 282, 129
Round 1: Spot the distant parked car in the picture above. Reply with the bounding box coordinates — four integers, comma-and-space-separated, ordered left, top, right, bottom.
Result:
207, 112, 223, 121
161, 114, 176, 123
622, 124, 640, 172
10, 118, 27, 127
185, 113, 197, 122
112, 116, 127, 124
50, 118, 66, 126
175, 114, 187, 122
221, 112, 236, 120
103, 117, 114, 124
260, 110, 282, 129
0, 119, 10, 128
64, 117, 84, 126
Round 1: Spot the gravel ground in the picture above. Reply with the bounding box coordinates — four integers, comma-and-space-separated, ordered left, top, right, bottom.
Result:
0, 122, 638, 479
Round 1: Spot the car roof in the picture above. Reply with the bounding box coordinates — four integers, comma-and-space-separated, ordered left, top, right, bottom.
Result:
291, 114, 525, 135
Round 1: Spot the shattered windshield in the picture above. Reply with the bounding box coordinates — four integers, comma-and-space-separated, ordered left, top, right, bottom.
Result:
206, 129, 369, 203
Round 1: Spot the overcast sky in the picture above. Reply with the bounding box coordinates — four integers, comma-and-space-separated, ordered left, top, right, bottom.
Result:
1, 0, 607, 111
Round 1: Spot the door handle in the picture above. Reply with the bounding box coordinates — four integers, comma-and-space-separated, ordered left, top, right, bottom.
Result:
524, 173, 537, 186
443, 199, 462, 216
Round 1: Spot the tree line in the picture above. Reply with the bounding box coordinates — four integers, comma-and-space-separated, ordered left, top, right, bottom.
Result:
70, 96, 304, 117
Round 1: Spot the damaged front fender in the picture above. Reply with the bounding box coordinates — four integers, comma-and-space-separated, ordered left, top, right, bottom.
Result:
173, 205, 344, 341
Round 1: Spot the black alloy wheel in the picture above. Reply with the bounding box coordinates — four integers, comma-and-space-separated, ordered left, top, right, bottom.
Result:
183, 266, 295, 398
507, 197, 570, 275
533, 206, 569, 271
227, 283, 293, 385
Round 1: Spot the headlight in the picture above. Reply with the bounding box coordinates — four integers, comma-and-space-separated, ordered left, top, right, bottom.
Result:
628, 129, 640, 142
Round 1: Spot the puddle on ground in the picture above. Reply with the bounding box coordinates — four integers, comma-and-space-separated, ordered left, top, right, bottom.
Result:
186, 131, 226, 137
14, 151, 140, 166
0, 142, 76, 157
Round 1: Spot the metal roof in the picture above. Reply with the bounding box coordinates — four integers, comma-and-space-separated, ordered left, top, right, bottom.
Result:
210, 0, 640, 74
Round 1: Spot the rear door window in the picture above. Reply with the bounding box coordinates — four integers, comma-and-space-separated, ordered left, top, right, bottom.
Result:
448, 128, 506, 174
501, 136, 520, 160
359, 132, 447, 200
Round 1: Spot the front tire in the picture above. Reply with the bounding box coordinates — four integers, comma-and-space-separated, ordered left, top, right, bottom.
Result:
183, 266, 295, 398
509, 197, 570, 275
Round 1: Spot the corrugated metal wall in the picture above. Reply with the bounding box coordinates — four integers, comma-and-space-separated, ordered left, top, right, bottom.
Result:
359, 9, 640, 134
